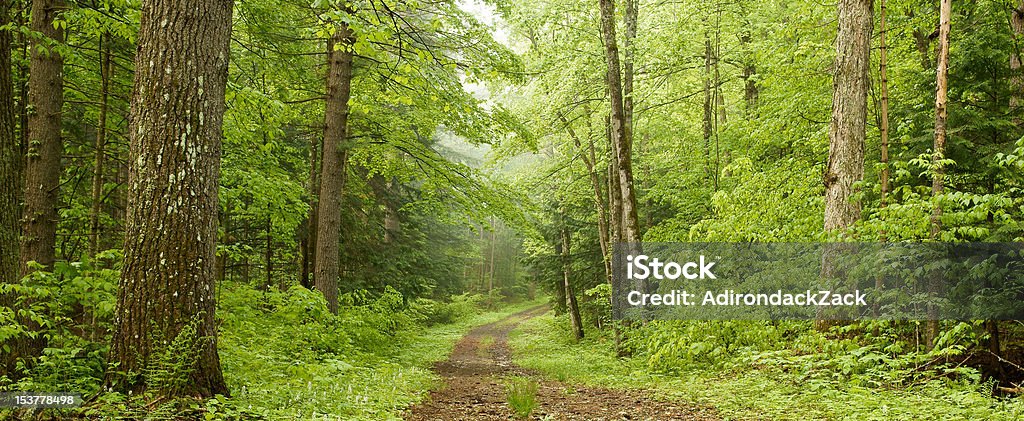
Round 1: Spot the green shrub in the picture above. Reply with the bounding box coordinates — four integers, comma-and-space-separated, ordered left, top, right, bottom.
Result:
1, 251, 119, 394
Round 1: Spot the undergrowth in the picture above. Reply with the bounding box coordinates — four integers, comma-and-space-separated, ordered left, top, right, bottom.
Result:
509, 312, 1024, 420
1, 264, 542, 420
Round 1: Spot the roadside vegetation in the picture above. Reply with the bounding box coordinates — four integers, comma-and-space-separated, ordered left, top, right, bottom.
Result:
511, 313, 1024, 420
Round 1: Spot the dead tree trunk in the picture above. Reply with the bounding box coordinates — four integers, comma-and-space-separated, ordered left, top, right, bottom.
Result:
314, 23, 355, 314
105, 0, 233, 397
926, 0, 952, 348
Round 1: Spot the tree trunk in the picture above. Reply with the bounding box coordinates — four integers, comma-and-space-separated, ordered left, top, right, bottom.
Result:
560, 113, 611, 283
265, 210, 273, 291
823, 0, 871, 234
301, 132, 320, 289
105, 0, 233, 397
879, 0, 891, 221
314, 24, 355, 315
560, 225, 584, 341
1, 0, 24, 378
819, 0, 872, 331
703, 32, 714, 186
607, 118, 622, 248
20, 0, 65, 275
89, 34, 112, 257
488, 217, 496, 292
599, 0, 642, 247
927, 0, 952, 348
622, 0, 637, 136
1011, 2, 1023, 122
740, 30, 759, 114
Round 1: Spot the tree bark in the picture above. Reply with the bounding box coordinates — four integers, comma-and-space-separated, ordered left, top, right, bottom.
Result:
599, 0, 641, 247
105, 0, 233, 397
1010, 1, 1023, 122
89, 34, 112, 257
927, 0, 952, 348
488, 217, 496, 292
823, 0, 871, 234
740, 30, 759, 114
560, 113, 612, 284
20, 0, 65, 275
314, 24, 355, 315
560, 224, 584, 341
818, 0, 872, 331
703, 32, 714, 186
879, 0, 891, 228
301, 132, 320, 289
1, 0, 24, 378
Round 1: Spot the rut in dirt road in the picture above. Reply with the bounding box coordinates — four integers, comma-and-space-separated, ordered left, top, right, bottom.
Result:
405, 306, 717, 420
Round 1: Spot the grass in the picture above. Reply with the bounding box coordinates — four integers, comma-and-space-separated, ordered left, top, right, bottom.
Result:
504, 375, 539, 419
220, 287, 547, 420
508, 312, 1024, 420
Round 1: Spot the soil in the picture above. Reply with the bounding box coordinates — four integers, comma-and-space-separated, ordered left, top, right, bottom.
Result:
405, 306, 718, 420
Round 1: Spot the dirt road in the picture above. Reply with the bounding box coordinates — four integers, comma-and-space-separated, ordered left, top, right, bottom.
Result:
405, 306, 717, 420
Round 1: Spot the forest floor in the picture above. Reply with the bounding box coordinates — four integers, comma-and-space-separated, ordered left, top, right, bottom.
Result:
405, 305, 715, 420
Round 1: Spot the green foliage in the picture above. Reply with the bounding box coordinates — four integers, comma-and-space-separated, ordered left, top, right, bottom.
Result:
510, 313, 1024, 420
504, 375, 539, 419
0, 252, 119, 395
217, 281, 542, 419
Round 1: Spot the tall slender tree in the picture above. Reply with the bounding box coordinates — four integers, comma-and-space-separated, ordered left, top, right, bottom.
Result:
314, 22, 356, 315
598, 0, 641, 247
927, 0, 953, 348
1011, 1, 1023, 122
88, 34, 113, 257
20, 0, 65, 274
559, 220, 584, 341
106, 0, 234, 396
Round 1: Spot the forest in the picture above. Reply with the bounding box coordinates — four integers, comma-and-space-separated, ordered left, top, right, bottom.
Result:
2, 0, 1024, 418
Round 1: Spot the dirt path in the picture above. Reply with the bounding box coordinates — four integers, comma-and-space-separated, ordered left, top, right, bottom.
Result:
405, 306, 717, 420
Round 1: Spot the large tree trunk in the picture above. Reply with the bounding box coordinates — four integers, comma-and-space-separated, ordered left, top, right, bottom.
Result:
823, 0, 871, 234
105, 0, 233, 397
818, 0, 872, 331
926, 0, 952, 348
1, 0, 24, 378
89, 34, 112, 257
20, 0, 65, 275
314, 24, 355, 315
